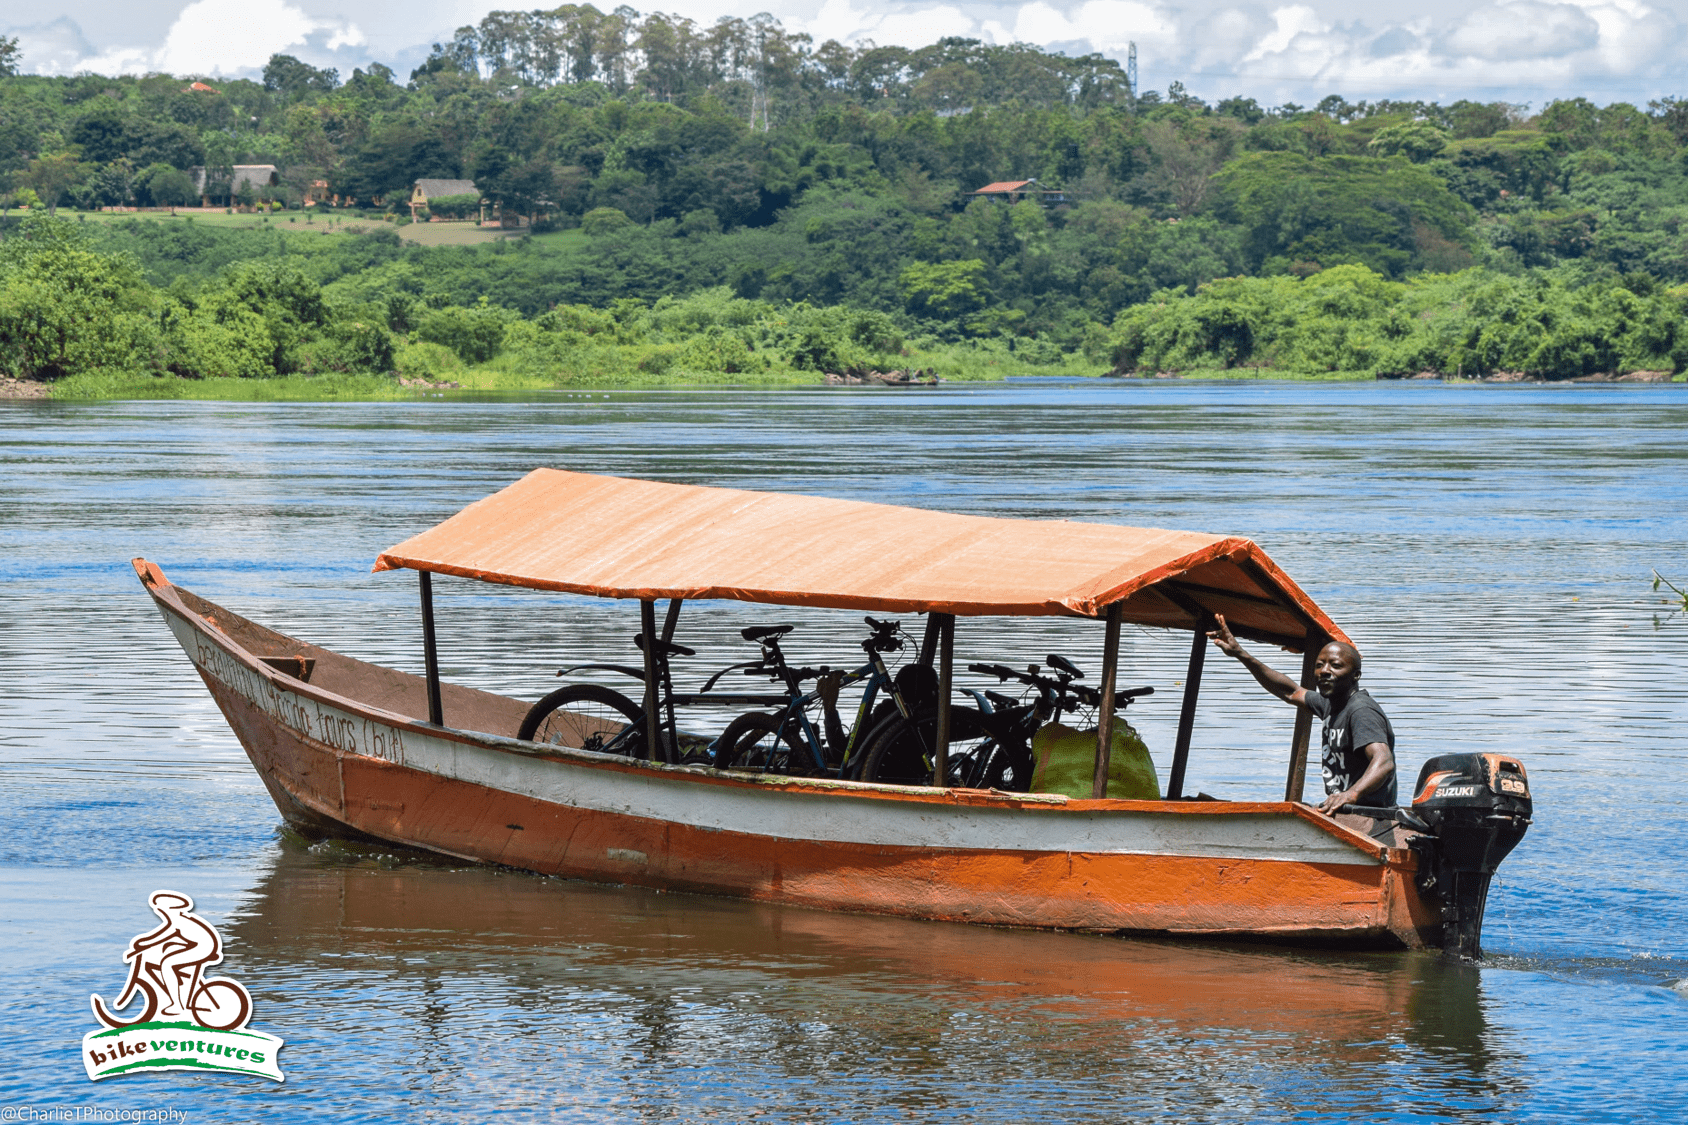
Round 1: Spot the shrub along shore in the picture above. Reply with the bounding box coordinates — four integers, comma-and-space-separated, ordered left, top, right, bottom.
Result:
0, 214, 1682, 400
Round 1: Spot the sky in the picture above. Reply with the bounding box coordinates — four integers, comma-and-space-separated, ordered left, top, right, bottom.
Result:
6, 0, 1688, 108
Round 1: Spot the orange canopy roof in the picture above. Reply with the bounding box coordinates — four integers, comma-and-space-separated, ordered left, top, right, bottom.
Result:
373, 470, 1345, 649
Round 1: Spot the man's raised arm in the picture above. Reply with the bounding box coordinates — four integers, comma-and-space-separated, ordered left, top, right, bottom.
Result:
1206, 614, 1308, 707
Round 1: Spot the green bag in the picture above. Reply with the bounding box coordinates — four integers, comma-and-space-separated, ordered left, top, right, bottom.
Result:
1029, 720, 1160, 800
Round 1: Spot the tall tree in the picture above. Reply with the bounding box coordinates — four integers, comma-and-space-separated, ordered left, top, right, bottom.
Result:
25, 153, 85, 215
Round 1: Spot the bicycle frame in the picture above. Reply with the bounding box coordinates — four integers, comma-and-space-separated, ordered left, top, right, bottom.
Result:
101, 948, 208, 1025
547, 613, 919, 774
552, 657, 788, 762
730, 619, 917, 776
757, 656, 884, 774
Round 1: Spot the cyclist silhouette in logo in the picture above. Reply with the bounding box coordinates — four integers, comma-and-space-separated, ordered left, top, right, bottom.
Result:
131, 892, 220, 1018
91, 890, 251, 1030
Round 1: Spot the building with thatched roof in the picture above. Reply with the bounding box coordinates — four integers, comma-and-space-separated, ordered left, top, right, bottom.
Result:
191, 165, 279, 207
410, 179, 483, 221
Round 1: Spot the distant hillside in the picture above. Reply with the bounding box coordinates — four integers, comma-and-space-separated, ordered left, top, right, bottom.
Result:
4, 9, 1688, 387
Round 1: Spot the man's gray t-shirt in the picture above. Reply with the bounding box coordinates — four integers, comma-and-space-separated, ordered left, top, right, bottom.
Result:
1302, 687, 1396, 806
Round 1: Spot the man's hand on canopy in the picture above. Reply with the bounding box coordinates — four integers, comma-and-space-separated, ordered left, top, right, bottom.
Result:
1207, 614, 1243, 657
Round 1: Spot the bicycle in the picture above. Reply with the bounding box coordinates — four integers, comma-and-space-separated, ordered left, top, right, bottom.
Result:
714, 616, 929, 776
90, 948, 252, 1031
856, 653, 1152, 790
517, 627, 788, 764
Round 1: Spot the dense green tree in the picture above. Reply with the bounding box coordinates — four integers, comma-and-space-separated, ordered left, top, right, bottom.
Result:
0, 214, 157, 377
263, 55, 340, 97
134, 163, 196, 208
1367, 120, 1449, 162
1214, 152, 1475, 276
23, 152, 86, 214
900, 259, 988, 318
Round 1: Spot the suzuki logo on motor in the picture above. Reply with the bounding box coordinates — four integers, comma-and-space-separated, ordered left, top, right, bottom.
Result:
1436, 784, 1480, 798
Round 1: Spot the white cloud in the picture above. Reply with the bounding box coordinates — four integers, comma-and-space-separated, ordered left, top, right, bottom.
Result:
9, 1, 366, 76
155, 2, 315, 74
1442, 3, 1599, 61
1243, 5, 1326, 62
7, 0, 1688, 104
877, 8, 980, 45
1010, 1, 1180, 54
326, 24, 367, 52
8, 17, 94, 74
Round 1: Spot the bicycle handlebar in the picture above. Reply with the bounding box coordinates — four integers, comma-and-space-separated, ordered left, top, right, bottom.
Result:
862, 616, 903, 652
967, 663, 1153, 707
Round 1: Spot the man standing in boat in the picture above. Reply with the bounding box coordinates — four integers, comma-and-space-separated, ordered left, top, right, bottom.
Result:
1206, 615, 1397, 813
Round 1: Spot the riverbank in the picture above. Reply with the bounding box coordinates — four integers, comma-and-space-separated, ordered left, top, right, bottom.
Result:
66, 207, 535, 248
7, 366, 1681, 401
11, 352, 1097, 401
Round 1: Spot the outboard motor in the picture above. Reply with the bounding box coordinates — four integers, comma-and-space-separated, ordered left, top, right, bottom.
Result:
1405, 754, 1533, 960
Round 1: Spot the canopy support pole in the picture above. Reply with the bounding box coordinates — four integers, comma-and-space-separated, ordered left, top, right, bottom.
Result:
919, 614, 942, 667
659, 598, 683, 754
640, 599, 663, 763
1166, 623, 1208, 799
419, 571, 443, 727
1091, 602, 1123, 799
932, 613, 954, 786
1284, 641, 1321, 802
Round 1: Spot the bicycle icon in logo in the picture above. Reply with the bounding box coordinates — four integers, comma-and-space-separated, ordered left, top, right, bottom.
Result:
90, 890, 252, 1032
82, 889, 284, 1082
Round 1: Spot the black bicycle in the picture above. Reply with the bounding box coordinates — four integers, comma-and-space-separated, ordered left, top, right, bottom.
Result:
714, 616, 930, 776
855, 654, 1152, 790
516, 630, 788, 764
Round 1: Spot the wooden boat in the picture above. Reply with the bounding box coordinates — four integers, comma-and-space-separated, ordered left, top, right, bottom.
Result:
133, 469, 1529, 953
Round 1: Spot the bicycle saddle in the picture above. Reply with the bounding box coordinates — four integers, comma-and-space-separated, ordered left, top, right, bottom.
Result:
634, 634, 696, 658
741, 624, 795, 642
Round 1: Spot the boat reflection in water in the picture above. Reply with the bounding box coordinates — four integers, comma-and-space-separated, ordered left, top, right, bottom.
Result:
223, 835, 1519, 1120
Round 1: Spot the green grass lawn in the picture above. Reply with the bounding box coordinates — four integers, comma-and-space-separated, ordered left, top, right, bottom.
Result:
60, 208, 544, 246
68, 208, 382, 235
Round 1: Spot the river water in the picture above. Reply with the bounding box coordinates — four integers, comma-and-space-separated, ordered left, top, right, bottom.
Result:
2, 380, 1684, 1122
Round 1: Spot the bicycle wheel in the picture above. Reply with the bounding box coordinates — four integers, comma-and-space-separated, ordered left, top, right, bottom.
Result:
518, 684, 646, 757
91, 977, 158, 1029
190, 978, 252, 1031
858, 707, 990, 787
715, 711, 803, 773
966, 737, 1035, 792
